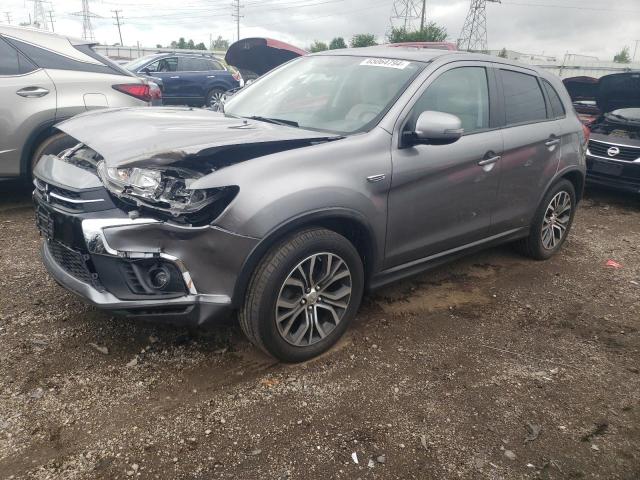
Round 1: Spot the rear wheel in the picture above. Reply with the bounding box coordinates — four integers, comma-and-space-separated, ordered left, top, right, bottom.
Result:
515, 179, 576, 260
206, 88, 227, 111
31, 132, 76, 174
239, 228, 364, 362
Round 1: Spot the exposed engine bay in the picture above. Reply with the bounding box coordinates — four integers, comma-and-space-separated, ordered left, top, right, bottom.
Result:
589, 108, 640, 141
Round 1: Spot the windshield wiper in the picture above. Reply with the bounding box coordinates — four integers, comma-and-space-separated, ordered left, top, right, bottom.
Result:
246, 116, 299, 128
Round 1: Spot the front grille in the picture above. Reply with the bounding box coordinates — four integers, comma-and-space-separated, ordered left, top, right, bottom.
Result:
35, 206, 55, 239
48, 241, 103, 290
588, 140, 640, 162
33, 178, 110, 213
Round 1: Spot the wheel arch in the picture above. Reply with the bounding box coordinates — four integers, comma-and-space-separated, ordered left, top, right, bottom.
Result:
231, 209, 378, 308
20, 118, 71, 177
560, 168, 585, 203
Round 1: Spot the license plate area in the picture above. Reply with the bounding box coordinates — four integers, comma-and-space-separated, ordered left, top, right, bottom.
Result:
35, 205, 55, 239
591, 160, 624, 176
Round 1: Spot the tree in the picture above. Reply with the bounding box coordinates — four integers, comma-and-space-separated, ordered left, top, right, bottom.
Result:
186, 39, 195, 49
350, 33, 377, 48
156, 44, 163, 48
195, 42, 207, 50
211, 35, 229, 51
498, 47, 508, 58
614, 46, 631, 63
177, 37, 187, 49
329, 37, 347, 49
387, 22, 447, 43
309, 40, 328, 53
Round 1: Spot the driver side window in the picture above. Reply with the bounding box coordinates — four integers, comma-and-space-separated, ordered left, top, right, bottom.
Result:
407, 66, 490, 135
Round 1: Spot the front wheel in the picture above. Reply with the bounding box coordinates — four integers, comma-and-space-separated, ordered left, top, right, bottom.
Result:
239, 228, 364, 362
31, 132, 77, 174
515, 179, 576, 260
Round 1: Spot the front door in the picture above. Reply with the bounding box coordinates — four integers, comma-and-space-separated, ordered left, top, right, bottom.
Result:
385, 63, 502, 268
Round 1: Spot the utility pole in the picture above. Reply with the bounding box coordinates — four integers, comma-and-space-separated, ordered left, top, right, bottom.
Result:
231, 0, 243, 41
48, 10, 55, 32
457, 0, 500, 52
4, 12, 12, 24
420, 0, 426, 31
112, 9, 124, 46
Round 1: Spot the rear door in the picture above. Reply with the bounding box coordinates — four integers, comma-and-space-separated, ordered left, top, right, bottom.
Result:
0, 36, 55, 177
490, 67, 562, 233
147, 57, 180, 101
176, 57, 213, 103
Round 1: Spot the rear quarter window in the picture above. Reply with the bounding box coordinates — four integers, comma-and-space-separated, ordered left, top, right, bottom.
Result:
500, 69, 548, 126
542, 79, 566, 119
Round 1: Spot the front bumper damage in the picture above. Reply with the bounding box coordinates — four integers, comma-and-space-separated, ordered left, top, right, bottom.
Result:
34, 155, 259, 325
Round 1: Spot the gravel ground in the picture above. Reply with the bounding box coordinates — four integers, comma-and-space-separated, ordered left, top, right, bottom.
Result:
0, 182, 638, 480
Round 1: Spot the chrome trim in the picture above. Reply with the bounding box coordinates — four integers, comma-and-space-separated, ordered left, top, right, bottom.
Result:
366, 174, 386, 183
589, 138, 640, 150
49, 191, 104, 204
586, 151, 640, 164
81, 217, 199, 295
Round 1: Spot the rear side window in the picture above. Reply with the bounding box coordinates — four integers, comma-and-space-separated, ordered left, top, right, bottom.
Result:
208, 60, 224, 71
500, 70, 547, 126
6, 38, 125, 76
408, 66, 490, 134
0, 37, 36, 75
179, 57, 209, 71
542, 79, 566, 119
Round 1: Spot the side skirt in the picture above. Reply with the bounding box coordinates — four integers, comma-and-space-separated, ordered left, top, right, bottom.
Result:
368, 227, 527, 291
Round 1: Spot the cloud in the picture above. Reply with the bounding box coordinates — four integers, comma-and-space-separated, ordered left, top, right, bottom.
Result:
3, 0, 639, 60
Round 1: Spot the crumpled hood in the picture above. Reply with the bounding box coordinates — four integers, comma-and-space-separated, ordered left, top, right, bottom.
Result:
56, 107, 339, 167
596, 72, 640, 113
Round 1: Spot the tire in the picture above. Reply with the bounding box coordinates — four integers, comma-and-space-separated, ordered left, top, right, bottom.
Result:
31, 132, 77, 174
515, 179, 576, 260
205, 88, 227, 111
239, 228, 364, 363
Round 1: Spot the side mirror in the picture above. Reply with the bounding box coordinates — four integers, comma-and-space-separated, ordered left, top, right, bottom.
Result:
405, 111, 464, 146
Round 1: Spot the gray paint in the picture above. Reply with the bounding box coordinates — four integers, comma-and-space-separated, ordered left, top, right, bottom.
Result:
34, 47, 586, 324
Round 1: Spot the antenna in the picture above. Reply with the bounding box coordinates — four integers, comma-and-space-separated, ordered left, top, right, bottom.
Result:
389, 0, 423, 31
457, 0, 500, 52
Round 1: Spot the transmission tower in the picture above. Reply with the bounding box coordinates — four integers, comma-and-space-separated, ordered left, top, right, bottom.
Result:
71, 0, 100, 41
30, 0, 50, 30
389, 0, 423, 31
457, 0, 500, 52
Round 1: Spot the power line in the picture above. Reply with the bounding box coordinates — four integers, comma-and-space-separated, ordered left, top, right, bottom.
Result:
112, 9, 124, 45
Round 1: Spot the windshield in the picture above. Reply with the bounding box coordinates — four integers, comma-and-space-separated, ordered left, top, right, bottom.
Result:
224, 55, 424, 134
124, 56, 156, 72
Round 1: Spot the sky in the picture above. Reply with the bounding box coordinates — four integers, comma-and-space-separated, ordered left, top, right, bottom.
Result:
3, 0, 640, 61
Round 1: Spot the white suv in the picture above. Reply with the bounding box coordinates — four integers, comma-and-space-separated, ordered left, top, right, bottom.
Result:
0, 25, 161, 179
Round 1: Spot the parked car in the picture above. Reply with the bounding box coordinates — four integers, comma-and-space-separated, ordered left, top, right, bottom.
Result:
124, 53, 242, 108
33, 48, 587, 362
225, 37, 307, 82
586, 72, 640, 194
0, 25, 161, 180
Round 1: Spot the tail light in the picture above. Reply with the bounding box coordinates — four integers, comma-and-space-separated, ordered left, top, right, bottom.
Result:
148, 82, 162, 101
232, 70, 242, 82
582, 123, 591, 145
112, 83, 152, 102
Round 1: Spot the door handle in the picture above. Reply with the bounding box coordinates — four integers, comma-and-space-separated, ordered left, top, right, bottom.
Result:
206, 75, 216, 78
478, 155, 501, 166
545, 138, 560, 147
16, 87, 49, 98
169, 76, 180, 79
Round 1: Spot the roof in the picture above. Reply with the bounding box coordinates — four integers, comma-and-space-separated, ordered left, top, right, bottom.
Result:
0, 24, 88, 46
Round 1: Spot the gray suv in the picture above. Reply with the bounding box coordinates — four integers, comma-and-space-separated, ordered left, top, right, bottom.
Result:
0, 25, 160, 180
33, 48, 587, 362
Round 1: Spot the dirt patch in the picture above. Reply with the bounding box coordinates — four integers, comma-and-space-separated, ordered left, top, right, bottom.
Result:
0, 181, 639, 479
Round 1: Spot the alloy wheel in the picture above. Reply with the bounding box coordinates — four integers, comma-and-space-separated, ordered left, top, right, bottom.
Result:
275, 252, 352, 347
208, 91, 226, 110
541, 191, 572, 250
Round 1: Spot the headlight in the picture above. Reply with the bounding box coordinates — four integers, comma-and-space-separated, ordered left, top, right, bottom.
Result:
97, 161, 222, 216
